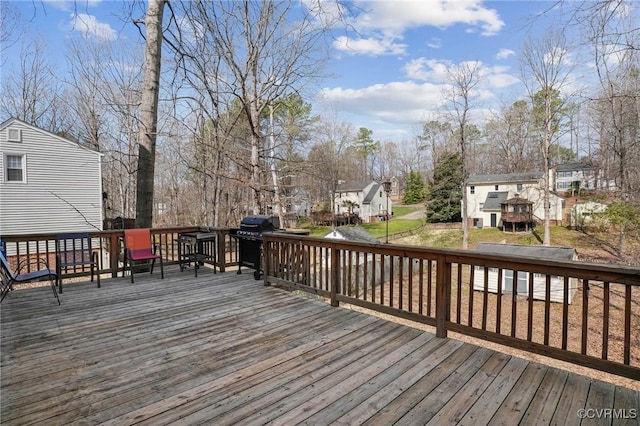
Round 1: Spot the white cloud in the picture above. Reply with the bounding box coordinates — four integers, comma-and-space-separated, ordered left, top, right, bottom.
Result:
404, 58, 450, 82
427, 38, 442, 49
317, 81, 447, 125
351, 0, 504, 36
334, 34, 407, 56
482, 65, 520, 89
69, 13, 117, 41
335, 1, 504, 58
404, 57, 520, 90
496, 48, 515, 60
315, 69, 525, 140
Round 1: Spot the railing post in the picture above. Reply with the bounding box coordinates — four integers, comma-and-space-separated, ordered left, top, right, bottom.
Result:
263, 238, 271, 286
109, 233, 120, 278
435, 254, 451, 338
216, 230, 226, 272
330, 243, 339, 307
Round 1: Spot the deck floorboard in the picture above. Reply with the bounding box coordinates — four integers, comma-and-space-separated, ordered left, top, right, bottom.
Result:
1, 267, 637, 425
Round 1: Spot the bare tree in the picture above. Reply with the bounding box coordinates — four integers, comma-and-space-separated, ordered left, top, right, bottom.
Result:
65, 37, 111, 151
135, 0, 165, 228
484, 100, 537, 174
417, 120, 454, 179
583, 1, 640, 199
1, 36, 65, 132
306, 112, 356, 220
174, 0, 338, 215
1, 3, 22, 66
445, 61, 482, 250
520, 29, 575, 245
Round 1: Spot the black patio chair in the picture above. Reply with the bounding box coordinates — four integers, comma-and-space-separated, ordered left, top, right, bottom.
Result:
0, 251, 60, 305
56, 233, 100, 293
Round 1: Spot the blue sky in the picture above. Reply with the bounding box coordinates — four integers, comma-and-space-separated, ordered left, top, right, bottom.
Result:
3, 0, 569, 142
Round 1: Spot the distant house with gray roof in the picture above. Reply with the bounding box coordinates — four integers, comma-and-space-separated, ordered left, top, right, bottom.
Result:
334, 180, 392, 224
466, 172, 564, 229
552, 162, 615, 193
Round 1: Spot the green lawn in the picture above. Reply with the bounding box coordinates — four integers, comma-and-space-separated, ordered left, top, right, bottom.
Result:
391, 205, 421, 217
362, 219, 424, 238
306, 218, 424, 238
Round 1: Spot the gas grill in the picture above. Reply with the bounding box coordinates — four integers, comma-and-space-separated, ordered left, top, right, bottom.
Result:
232, 215, 281, 279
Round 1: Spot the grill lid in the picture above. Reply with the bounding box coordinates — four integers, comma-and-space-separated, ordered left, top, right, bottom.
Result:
240, 215, 280, 231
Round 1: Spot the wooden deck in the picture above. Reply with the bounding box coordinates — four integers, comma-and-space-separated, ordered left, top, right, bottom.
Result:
1, 266, 638, 425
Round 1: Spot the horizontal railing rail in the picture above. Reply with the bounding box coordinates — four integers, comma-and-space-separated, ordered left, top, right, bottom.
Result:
1, 226, 238, 284
263, 233, 640, 380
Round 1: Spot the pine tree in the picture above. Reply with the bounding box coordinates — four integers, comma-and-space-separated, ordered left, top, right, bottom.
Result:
402, 171, 427, 204
425, 153, 463, 223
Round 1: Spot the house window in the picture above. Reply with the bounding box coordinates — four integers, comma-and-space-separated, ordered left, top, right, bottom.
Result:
7, 128, 22, 142
5, 154, 25, 182
379, 191, 382, 197
479, 203, 484, 209
470, 186, 475, 194
517, 183, 523, 191
494, 185, 499, 190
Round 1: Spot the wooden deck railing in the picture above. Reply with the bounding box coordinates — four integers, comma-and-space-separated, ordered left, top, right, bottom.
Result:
1, 226, 238, 282
263, 233, 640, 380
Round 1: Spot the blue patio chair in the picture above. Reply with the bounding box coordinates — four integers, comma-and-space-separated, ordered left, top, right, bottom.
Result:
56, 233, 100, 293
0, 251, 60, 305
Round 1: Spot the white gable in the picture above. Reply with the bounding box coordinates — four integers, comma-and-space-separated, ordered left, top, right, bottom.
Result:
0, 118, 104, 235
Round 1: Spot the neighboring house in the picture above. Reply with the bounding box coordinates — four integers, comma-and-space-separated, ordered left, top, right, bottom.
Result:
0, 118, 103, 237
553, 162, 614, 193
334, 180, 392, 223
473, 243, 578, 304
388, 176, 402, 201
466, 172, 564, 229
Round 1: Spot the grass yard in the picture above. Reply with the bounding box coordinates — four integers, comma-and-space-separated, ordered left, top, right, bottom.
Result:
361, 219, 423, 238
306, 218, 424, 238
303, 204, 425, 238
390, 205, 421, 217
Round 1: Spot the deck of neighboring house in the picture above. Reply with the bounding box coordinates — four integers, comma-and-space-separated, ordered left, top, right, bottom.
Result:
1, 266, 637, 425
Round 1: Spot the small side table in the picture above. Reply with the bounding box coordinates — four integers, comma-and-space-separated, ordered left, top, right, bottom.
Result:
178, 232, 217, 277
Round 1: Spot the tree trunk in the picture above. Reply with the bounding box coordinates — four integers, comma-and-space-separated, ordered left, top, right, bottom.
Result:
248, 97, 262, 215
269, 104, 284, 226
543, 110, 552, 246
619, 225, 627, 257
135, 0, 165, 228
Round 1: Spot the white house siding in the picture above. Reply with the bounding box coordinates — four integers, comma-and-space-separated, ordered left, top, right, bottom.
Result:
467, 173, 564, 228
472, 268, 576, 304
0, 119, 103, 236
472, 266, 501, 293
